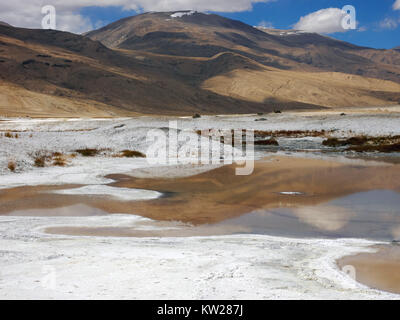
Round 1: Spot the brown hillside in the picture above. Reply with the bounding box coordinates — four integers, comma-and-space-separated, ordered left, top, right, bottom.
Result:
0, 12, 399, 117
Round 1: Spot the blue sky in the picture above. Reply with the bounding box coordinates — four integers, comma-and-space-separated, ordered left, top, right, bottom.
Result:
221, 0, 400, 49
1, 1, 399, 49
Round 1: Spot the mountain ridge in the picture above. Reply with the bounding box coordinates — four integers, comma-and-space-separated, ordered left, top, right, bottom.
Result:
87, 11, 400, 83
0, 12, 399, 117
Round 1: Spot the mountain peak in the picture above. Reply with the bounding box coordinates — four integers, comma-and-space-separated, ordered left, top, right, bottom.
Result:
86, 11, 273, 52
169, 10, 197, 18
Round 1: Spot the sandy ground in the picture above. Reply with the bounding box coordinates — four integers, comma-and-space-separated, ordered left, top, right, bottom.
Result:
0, 112, 400, 299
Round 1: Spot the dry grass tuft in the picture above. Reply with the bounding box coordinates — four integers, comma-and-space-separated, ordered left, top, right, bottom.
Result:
347, 143, 400, 153
3, 131, 20, 139
7, 161, 16, 172
31, 151, 52, 168
75, 148, 99, 157
323, 135, 400, 153
51, 152, 68, 166
34, 156, 46, 168
30, 151, 71, 167
255, 130, 328, 138
323, 136, 369, 147
254, 138, 279, 146
120, 150, 146, 158
322, 138, 346, 147
53, 157, 67, 166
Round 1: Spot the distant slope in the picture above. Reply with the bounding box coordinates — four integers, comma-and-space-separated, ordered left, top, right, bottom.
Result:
87, 11, 400, 84
0, 11, 400, 117
0, 81, 128, 118
1, 23, 317, 117
203, 67, 400, 108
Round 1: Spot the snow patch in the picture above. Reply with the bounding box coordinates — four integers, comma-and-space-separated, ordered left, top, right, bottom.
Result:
279, 192, 305, 195
171, 11, 196, 18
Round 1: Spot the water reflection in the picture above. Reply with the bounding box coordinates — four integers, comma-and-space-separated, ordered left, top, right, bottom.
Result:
217, 190, 400, 241
43, 190, 400, 241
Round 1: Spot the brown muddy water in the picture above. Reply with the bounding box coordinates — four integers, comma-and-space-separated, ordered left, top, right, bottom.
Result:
338, 245, 400, 295
38, 189, 400, 241
1, 156, 400, 240
1, 156, 400, 294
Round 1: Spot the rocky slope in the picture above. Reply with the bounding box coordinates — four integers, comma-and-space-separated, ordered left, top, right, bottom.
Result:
0, 12, 399, 117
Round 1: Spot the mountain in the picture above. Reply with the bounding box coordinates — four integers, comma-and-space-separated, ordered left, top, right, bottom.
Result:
0, 12, 400, 117
87, 12, 400, 83
86, 12, 400, 109
0, 21, 288, 117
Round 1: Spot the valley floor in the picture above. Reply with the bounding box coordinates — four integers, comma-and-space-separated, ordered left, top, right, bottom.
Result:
1, 107, 400, 299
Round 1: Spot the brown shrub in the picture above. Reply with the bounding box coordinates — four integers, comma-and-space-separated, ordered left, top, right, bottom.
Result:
3, 132, 20, 139
323, 135, 400, 149
75, 148, 99, 157
7, 161, 16, 172
322, 138, 347, 147
53, 157, 66, 166
255, 130, 328, 138
120, 150, 146, 158
254, 138, 279, 146
34, 156, 46, 168
345, 136, 368, 146
347, 143, 400, 153
50, 152, 67, 166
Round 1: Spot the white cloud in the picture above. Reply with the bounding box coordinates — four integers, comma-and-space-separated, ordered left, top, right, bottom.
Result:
0, 0, 272, 34
257, 20, 274, 29
394, 0, 400, 10
293, 8, 351, 34
379, 17, 399, 30
57, 13, 95, 34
